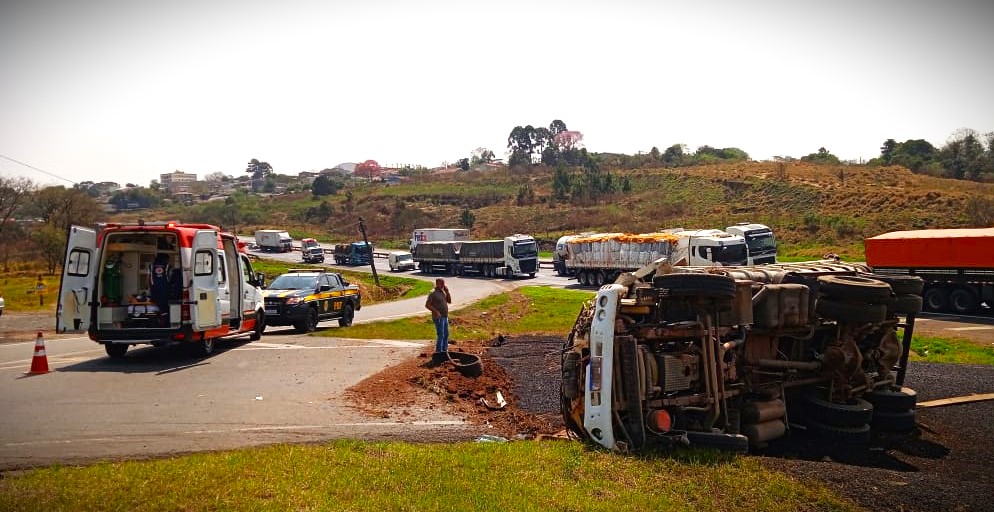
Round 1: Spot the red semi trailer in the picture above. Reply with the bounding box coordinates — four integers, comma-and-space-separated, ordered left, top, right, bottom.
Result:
865, 227, 994, 314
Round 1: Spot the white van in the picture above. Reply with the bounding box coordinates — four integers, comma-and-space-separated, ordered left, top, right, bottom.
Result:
388, 251, 415, 271
57, 221, 266, 358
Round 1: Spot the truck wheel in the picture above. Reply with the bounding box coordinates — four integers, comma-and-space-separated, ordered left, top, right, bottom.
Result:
892, 294, 923, 314
815, 298, 887, 323
249, 311, 265, 341
923, 288, 949, 312
295, 308, 319, 333
339, 303, 354, 327
949, 288, 979, 315
105, 343, 128, 359
871, 274, 924, 295
802, 390, 874, 427
817, 275, 893, 301
652, 273, 736, 300
864, 386, 917, 412
871, 409, 917, 432
803, 419, 871, 443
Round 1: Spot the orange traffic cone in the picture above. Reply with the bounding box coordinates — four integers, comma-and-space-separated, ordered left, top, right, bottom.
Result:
28, 331, 50, 374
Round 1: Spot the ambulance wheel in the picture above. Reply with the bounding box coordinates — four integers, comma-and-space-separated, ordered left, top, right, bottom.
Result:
339, 304, 354, 327
249, 311, 265, 341
197, 337, 215, 357
105, 343, 128, 359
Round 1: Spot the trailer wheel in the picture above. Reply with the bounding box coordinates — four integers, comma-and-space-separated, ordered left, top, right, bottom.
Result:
871, 409, 917, 432
339, 303, 354, 327
815, 298, 887, 323
870, 275, 924, 295
864, 386, 918, 412
892, 294, 923, 314
817, 275, 893, 301
105, 343, 128, 359
653, 273, 736, 300
923, 287, 949, 312
802, 390, 874, 426
949, 288, 979, 315
804, 419, 871, 443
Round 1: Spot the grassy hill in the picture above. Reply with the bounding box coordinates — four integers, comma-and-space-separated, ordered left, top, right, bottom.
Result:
132, 161, 994, 261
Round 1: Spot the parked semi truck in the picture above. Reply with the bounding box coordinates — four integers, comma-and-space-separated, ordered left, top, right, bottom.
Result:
410, 228, 470, 251
412, 234, 539, 277
563, 230, 749, 287
561, 260, 924, 452
333, 241, 372, 265
254, 229, 293, 253
866, 227, 994, 314
725, 222, 777, 265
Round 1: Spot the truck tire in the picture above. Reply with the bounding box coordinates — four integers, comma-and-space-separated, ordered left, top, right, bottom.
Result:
804, 419, 871, 444
653, 273, 736, 300
802, 390, 874, 427
923, 287, 949, 312
871, 409, 916, 432
105, 343, 128, 359
892, 294, 923, 314
949, 288, 979, 315
339, 303, 354, 327
817, 275, 893, 301
295, 308, 319, 333
815, 298, 887, 323
864, 386, 917, 412
870, 275, 924, 295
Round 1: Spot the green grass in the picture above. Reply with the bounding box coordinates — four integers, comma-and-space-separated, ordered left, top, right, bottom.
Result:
0, 440, 858, 512
0, 273, 57, 313
316, 286, 594, 340
907, 332, 994, 365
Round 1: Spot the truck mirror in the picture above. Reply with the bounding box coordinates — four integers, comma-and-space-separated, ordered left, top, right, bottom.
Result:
255, 271, 266, 287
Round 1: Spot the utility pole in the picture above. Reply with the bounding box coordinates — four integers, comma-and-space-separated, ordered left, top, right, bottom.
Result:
358, 216, 379, 286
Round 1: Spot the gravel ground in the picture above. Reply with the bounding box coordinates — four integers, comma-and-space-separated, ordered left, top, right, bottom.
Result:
491, 336, 994, 512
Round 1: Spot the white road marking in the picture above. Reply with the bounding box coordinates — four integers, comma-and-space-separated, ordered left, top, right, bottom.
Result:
947, 326, 994, 331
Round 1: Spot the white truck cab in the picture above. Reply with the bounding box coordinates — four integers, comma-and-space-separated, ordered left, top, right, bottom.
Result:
57, 221, 266, 358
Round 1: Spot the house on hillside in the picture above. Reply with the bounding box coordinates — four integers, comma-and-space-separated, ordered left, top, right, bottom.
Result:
159, 170, 197, 194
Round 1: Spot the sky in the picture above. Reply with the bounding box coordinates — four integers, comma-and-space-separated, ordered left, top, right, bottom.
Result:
1, 0, 992, 187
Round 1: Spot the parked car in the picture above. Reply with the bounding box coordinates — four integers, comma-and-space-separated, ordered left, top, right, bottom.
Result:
262, 269, 361, 332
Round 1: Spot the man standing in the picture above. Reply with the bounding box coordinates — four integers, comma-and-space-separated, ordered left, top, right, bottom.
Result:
425, 278, 452, 354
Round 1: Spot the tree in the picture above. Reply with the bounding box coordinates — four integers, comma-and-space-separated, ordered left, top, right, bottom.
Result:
29, 186, 103, 231
32, 224, 65, 274
507, 125, 536, 165
662, 144, 687, 166
457, 158, 470, 171
246, 158, 274, 192
460, 208, 475, 230
800, 147, 841, 165
0, 175, 35, 235
549, 119, 567, 136
471, 148, 495, 166
880, 139, 898, 164
940, 129, 987, 180
354, 160, 381, 181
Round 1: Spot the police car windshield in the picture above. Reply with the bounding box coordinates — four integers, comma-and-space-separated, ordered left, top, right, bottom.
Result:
269, 275, 318, 290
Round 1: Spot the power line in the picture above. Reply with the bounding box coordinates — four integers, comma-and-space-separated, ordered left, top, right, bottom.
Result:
0, 154, 76, 185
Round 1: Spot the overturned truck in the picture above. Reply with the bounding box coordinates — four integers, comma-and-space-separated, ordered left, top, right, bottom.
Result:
561, 260, 924, 452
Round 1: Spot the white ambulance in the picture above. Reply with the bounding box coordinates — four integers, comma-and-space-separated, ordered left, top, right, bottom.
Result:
57, 221, 267, 358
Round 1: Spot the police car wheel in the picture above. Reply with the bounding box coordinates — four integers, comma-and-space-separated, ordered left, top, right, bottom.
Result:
339, 304, 354, 327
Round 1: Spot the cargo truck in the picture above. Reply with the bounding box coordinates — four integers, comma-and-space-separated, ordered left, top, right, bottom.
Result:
57, 221, 267, 358
412, 234, 539, 277
410, 228, 470, 251
564, 230, 749, 287
333, 241, 372, 266
561, 260, 924, 453
866, 227, 994, 314
725, 222, 777, 264
254, 229, 293, 253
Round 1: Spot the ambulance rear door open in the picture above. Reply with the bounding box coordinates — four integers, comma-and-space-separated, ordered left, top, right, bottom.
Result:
57, 225, 98, 333
190, 230, 223, 331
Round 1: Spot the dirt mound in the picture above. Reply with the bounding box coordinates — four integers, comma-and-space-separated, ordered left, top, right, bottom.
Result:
345, 334, 565, 439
